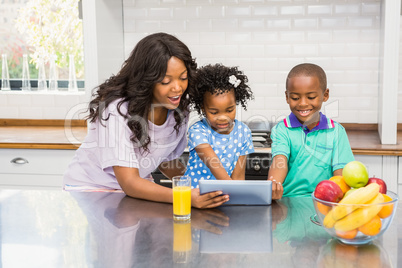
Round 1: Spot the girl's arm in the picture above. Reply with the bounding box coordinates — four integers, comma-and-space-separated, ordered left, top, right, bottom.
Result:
230, 155, 247, 180
195, 144, 232, 180
157, 158, 186, 179
113, 166, 229, 208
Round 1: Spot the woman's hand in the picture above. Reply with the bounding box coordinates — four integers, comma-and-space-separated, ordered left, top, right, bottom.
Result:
191, 188, 229, 209
191, 208, 229, 234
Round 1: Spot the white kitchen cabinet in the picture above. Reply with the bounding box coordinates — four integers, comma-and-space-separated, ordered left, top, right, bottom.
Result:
354, 154, 398, 194
0, 149, 75, 188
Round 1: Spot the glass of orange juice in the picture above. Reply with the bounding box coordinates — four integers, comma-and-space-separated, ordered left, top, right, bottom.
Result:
172, 175, 191, 221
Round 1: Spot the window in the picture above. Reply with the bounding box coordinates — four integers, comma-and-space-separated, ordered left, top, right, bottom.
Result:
0, 0, 84, 91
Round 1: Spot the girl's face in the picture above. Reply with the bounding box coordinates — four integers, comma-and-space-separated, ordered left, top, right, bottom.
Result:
152, 56, 188, 110
202, 89, 236, 134
286, 75, 329, 130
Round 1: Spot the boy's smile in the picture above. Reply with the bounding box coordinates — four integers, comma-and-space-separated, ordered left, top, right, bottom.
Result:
286, 76, 329, 130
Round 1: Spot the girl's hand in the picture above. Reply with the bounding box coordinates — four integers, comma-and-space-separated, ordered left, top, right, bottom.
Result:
269, 176, 283, 200
191, 188, 229, 209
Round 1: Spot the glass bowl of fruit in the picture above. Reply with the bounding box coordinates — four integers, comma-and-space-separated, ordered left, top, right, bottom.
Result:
311, 183, 398, 245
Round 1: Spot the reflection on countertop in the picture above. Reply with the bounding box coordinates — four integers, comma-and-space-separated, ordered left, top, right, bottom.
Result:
0, 189, 399, 267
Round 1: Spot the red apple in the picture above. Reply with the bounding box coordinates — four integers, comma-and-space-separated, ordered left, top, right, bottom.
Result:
314, 180, 344, 203
367, 177, 387, 194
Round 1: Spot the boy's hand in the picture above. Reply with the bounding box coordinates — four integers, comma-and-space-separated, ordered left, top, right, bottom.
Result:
191, 188, 229, 209
269, 176, 283, 200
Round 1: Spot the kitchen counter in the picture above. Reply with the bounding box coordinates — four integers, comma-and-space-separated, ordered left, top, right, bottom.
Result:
1, 188, 399, 267
1, 120, 402, 155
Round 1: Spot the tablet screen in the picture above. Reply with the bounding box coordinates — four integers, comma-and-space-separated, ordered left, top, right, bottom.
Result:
199, 180, 272, 205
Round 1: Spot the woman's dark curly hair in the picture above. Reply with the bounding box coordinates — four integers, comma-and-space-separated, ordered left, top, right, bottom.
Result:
87, 32, 197, 151
191, 64, 253, 115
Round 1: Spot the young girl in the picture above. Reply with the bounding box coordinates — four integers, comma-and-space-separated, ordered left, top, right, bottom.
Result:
63, 33, 228, 209
185, 64, 283, 199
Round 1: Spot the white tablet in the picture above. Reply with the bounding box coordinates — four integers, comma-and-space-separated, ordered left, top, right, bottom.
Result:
199, 180, 272, 205
200, 206, 273, 253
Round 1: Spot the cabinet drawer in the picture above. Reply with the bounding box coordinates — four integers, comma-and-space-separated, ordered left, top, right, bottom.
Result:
0, 149, 75, 175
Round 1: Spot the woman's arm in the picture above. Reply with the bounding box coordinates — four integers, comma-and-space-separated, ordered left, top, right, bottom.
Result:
113, 166, 229, 208
114, 166, 174, 203
230, 155, 247, 180
194, 144, 232, 180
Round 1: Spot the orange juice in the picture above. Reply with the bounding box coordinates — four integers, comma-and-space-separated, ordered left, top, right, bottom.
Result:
173, 221, 192, 252
173, 186, 191, 217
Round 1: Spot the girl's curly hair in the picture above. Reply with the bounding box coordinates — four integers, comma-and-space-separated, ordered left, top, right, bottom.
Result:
191, 64, 253, 115
87, 32, 197, 152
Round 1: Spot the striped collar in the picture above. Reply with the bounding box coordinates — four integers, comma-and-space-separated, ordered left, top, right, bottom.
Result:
283, 112, 335, 132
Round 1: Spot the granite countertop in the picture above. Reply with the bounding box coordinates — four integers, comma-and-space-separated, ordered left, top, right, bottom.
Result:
1, 120, 402, 155
2, 188, 400, 267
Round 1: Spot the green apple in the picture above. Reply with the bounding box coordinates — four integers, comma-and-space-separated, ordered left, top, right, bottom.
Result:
342, 161, 369, 188
343, 188, 358, 198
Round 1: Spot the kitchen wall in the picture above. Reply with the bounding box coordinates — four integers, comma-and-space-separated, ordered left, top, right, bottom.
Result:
2, 0, 401, 125
123, 0, 382, 124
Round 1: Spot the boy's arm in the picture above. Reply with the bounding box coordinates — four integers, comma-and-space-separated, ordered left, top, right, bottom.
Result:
333, 168, 343, 176
230, 155, 247, 180
268, 154, 288, 184
195, 144, 232, 180
268, 155, 287, 200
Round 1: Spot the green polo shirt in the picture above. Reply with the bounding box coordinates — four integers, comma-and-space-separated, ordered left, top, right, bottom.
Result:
271, 112, 354, 197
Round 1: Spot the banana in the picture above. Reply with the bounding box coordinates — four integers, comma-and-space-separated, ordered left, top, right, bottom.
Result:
323, 209, 337, 228
334, 193, 385, 232
331, 183, 380, 221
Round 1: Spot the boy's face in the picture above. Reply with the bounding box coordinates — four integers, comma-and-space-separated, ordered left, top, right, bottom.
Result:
285, 76, 329, 129
202, 89, 237, 134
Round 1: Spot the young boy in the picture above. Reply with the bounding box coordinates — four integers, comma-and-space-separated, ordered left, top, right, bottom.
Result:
268, 63, 354, 197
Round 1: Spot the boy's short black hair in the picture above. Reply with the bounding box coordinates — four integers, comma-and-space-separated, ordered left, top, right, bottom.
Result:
286, 63, 327, 91
191, 63, 253, 115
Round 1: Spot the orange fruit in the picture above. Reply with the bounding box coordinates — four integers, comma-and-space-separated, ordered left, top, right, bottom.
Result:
317, 202, 331, 215
335, 242, 359, 262
358, 215, 382, 236
330, 176, 351, 194
378, 194, 394, 219
336, 228, 358, 239
357, 243, 382, 267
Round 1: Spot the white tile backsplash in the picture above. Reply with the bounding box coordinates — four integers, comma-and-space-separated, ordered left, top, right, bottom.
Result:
307, 5, 332, 15
5, 0, 401, 124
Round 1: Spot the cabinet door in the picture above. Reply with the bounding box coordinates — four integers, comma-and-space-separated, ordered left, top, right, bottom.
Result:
354, 155, 383, 178
354, 155, 398, 193
0, 149, 75, 188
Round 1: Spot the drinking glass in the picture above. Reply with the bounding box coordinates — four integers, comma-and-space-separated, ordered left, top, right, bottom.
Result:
1, 54, 10, 91
172, 175, 191, 221
173, 221, 192, 264
48, 55, 58, 91
37, 58, 47, 91
21, 54, 31, 91
68, 54, 78, 92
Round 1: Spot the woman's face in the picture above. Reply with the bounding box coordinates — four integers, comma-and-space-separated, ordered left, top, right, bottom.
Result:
152, 56, 188, 110
202, 89, 237, 134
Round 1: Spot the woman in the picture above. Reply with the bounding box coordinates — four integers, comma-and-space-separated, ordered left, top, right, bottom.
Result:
64, 33, 228, 208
